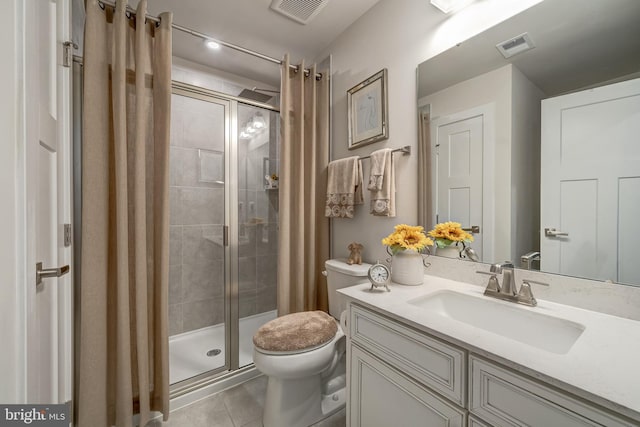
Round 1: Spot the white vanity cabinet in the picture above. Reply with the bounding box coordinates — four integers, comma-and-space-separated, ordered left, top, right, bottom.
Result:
347, 304, 467, 427
346, 303, 636, 427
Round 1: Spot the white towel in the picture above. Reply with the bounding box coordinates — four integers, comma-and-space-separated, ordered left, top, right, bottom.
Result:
370, 151, 395, 217
367, 148, 391, 191
325, 156, 364, 218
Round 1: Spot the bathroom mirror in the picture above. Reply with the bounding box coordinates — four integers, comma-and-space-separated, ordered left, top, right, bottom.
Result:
416, 0, 640, 286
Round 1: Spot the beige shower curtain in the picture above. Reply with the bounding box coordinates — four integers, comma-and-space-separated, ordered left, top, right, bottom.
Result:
78, 1, 172, 426
418, 110, 434, 231
277, 54, 330, 315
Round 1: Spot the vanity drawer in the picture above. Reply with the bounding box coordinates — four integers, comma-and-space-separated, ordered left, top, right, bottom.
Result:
350, 344, 466, 427
469, 356, 633, 427
350, 304, 466, 406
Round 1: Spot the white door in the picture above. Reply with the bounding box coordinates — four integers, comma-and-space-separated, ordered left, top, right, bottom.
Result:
432, 114, 484, 260
541, 78, 640, 284
25, 0, 73, 406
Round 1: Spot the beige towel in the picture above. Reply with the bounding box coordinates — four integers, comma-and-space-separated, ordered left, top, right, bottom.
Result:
326, 156, 363, 218
367, 148, 391, 190
370, 151, 395, 217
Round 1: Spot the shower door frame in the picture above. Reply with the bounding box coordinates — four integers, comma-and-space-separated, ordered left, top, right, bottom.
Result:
169, 81, 279, 398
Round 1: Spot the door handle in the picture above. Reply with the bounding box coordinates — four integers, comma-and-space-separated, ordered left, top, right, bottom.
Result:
36, 262, 70, 286
462, 225, 480, 234
544, 228, 569, 237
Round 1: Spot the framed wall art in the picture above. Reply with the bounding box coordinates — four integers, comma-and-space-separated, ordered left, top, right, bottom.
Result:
347, 69, 388, 149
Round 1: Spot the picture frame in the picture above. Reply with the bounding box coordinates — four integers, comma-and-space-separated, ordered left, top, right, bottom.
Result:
347, 69, 389, 150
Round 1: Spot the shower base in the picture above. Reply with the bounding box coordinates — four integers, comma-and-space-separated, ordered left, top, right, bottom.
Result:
170, 310, 277, 384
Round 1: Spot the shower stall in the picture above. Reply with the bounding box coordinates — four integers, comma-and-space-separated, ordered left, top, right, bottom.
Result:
73, 62, 279, 402
167, 82, 279, 387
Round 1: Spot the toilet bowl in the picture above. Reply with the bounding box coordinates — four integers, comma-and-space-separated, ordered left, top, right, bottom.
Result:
253, 259, 370, 427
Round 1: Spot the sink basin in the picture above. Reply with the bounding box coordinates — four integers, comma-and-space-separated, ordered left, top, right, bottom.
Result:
408, 290, 585, 354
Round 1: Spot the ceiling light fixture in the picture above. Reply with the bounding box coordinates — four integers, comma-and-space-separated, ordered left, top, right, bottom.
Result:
204, 39, 220, 50
252, 113, 266, 129
430, 0, 474, 14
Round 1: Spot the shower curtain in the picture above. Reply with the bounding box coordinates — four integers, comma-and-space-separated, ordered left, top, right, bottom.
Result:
418, 110, 433, 231
78, 1, 172, 425
277, 54, 330, 315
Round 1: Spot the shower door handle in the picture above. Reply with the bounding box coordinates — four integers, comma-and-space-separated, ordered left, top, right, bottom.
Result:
223, 225, 229, 246
36, 262, 70, 286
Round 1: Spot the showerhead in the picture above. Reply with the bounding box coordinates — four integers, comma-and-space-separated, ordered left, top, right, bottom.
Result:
238, 88, 275, 103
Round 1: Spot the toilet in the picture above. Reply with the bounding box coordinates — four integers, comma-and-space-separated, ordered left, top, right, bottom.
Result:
253, 259, 370, 427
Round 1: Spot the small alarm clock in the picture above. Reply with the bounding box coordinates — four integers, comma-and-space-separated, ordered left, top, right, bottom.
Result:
368, 261, 391, 292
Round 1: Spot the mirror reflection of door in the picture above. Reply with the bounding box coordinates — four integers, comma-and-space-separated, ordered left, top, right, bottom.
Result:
541, 78, 640, 284
432, 110, 485, 261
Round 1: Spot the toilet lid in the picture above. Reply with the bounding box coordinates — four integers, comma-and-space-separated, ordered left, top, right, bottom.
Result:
253, 310, 338, 352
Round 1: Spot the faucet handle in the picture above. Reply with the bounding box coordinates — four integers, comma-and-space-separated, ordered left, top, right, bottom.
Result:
517, 282, 537, 306
517, 280, 548, 307
476, 270, 501, 293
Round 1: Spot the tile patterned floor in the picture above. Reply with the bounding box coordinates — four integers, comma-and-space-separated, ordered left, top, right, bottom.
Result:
149, 375, 346, 427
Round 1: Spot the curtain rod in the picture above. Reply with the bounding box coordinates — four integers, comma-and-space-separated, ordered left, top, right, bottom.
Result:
359, 146, 411, 160
97, 0, 323, 80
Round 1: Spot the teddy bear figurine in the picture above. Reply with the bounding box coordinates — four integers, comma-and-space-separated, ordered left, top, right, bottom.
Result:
347, 242, 364, 265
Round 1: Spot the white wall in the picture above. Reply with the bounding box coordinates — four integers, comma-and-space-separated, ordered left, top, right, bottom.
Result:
0, 0, 25, 403
319, 0, 542, 263
510, 66, 545, 262
172, 56, 278, 97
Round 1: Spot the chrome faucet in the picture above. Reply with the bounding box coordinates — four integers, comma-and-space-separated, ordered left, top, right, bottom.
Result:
477, 262, 548, 307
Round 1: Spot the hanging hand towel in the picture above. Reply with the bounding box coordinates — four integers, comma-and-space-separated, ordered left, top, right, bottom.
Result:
325, 156, 363, 218
367, 148, 391, 191
370, 150, 395, 217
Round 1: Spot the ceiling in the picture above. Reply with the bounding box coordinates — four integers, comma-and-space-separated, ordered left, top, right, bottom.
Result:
143, 0, 383, 86
418, 0, 640, 98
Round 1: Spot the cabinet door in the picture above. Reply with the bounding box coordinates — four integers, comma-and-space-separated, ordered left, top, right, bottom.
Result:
350, 304, 466, 406
469, 415, 492, 427
350, 344, 466, 427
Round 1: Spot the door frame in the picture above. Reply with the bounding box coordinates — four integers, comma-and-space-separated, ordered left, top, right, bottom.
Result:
430, 103, 496, 262
9, 0, 74, 405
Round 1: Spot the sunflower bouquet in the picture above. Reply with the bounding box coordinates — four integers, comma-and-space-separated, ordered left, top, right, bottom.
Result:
427, 221, 474, 249
381, 224, 433, 255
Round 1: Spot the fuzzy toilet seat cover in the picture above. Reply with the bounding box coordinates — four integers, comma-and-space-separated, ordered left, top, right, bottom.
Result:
253, 310, 338, 352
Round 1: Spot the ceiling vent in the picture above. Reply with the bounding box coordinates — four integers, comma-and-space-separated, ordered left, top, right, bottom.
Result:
496, 32, 536, 59
270, 0, 331, 25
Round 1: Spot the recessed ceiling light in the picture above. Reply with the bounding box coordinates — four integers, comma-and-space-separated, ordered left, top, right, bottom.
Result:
204, 40, 220, 50
430, 0, 474, 14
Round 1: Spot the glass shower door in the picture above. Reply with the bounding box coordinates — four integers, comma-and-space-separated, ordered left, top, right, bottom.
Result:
168, 90, 230, 384
237, 103, 278, 368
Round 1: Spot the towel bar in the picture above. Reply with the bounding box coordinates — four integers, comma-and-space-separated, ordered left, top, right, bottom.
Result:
359, 146, 411, 160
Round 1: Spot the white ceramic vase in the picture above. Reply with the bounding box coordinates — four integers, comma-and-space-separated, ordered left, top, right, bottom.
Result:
436, 245, 461, 259
391, 249, 424, 286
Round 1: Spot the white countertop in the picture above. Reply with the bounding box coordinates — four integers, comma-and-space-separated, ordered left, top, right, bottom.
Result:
339, 274, 640, 422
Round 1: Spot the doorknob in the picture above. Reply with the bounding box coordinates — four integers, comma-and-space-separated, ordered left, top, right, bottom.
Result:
36, 262, 70, 286
462, 225, 480, 234
544, 228, 569, 237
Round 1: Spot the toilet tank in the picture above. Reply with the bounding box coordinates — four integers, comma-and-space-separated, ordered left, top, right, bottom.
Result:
325, 259, 371, 319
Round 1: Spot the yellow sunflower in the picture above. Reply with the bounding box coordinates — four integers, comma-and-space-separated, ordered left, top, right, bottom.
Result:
382, 224, 433, 255
427, 221, 474, 248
